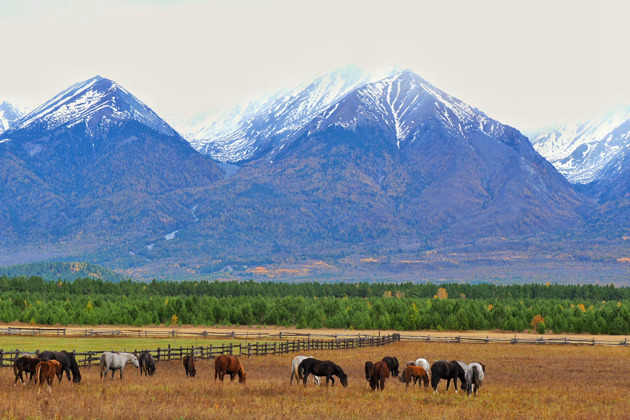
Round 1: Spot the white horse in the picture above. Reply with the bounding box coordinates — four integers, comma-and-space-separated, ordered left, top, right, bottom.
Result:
415, 358, 430, 373
465, 362, 486, 396
290, 356, 321, 385
100, 352, 139, 380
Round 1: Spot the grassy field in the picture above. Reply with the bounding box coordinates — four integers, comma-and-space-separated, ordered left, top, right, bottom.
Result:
0, 341, 628, 419
0, 336, 256, 353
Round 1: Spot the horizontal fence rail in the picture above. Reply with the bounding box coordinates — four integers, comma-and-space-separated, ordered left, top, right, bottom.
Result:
398, 334, 629, 346
1, 326, 628, 347
0, 334, 400, 368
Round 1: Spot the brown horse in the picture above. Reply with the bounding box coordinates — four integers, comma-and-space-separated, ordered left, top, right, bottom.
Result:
214, 355, 246, 383
183, 355, 196, 377
14, 355, 41, 385
369, 361, 390, 391
35, 360, 62, 393
400, 365, 429, 388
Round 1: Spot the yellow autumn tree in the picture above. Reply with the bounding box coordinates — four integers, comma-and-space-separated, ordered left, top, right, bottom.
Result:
531, 314, 545, 330
437, 288, 448, 300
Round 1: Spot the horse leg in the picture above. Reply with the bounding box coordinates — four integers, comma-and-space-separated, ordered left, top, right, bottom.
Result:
446, 378, 451, 392
453, 377, 458, 394
380, 377, 385, 391
120, 368, 123, 380
302, 370, 309, 387
330, 376, 335, 386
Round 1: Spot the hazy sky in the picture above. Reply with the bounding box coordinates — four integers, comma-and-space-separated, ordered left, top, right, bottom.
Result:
1, 0, 628, 131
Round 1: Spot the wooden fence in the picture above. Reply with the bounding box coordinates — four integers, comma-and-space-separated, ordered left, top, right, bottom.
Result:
0, 326, 392, 341
0, 334, 400, 368
399, 334, 629, 346
1, 326, 627, 347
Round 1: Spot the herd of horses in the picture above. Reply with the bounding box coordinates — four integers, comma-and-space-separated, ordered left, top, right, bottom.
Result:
12, 350, 485, 396
295, 355, 485, 396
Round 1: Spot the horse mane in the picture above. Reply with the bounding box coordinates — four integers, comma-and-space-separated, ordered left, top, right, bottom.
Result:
332, 362, 345, 377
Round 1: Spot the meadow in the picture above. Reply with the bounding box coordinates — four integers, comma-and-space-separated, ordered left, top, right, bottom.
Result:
0, 335, 259, 353
0, 341, 628, 419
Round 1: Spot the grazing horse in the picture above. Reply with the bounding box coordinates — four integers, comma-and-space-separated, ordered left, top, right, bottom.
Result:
138, 351, 156, 376
369, 361, 389, 391
415, 358, 430, 374
39, 351, 81, 384
465, 363, 486, 396
214, 355, 246, 383
430, 360, 466, 394
382, 356, 399, 377
183, 355, 196, 377
99, 352, 139, 380
291, 356, 320, 385
14, 355, 40, 385
400, 365, 429, 388
364, 361, 374, 381
299, 358, 348, 387
35, 360, 62, 393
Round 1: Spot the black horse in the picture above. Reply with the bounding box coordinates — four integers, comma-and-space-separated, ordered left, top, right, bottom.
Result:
364, 361, 374, 381
138, 351, 156, 376
299, 358, 348, 387
430, 360, 466, 393
39, 351, 82, 384
14, 355, 41, 385
382, 356, 400, 377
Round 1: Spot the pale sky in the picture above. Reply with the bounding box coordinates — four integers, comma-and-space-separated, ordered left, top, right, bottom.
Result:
0, 0, 628, 131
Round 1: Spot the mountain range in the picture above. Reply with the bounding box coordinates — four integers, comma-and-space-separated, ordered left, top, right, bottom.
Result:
531, 105, 630, 204
1, 70, 628, 282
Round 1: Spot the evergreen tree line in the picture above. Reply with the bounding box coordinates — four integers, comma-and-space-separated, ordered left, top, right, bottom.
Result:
0, 276, 629, 334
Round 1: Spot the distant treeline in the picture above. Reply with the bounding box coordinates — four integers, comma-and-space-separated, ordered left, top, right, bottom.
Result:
1, 276, 629, 335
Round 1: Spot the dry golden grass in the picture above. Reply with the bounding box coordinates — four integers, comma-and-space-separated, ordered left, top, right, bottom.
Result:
0, 341, 628, 419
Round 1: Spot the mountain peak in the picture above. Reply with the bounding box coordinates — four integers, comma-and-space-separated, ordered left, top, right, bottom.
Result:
307, 69, 509, 147
0, 100, 25, 134
5, 76, 175, 137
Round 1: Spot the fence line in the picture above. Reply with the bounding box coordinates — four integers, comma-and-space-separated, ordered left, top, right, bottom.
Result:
0, 334, 401, 368
1, 326, 627, 347
399, 334, 629, 346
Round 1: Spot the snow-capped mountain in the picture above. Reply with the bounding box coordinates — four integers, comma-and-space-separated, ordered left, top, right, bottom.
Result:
6, 76, 176, 138
0, 101, 25, 134
530, 105, 630, 184
185, 65, 395, 163
0, 76, 223, 247
302, 69, 514, 150
194, 70, 586, 246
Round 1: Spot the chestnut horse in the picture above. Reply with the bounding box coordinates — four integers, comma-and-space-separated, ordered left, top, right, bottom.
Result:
214, 355, 246, 383
35, 360, 62, 393
400, 365, 429, 388
14, 355, 41, 385
183, 355, 196, 377
369, 361, 389, 391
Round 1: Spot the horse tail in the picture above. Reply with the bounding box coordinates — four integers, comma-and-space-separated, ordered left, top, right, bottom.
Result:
35, 363, 42, 385
472, 365, 481, 388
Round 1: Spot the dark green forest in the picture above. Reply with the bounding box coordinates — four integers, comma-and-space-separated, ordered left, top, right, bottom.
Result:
1, 276, 629, 334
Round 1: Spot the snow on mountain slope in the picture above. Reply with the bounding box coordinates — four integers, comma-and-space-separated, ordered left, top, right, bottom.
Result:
305, 69, 511, 148
531, 105, 630, 184
184, 65, 395, 163
0, 101, 25, 134
6, 76, 176, 138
